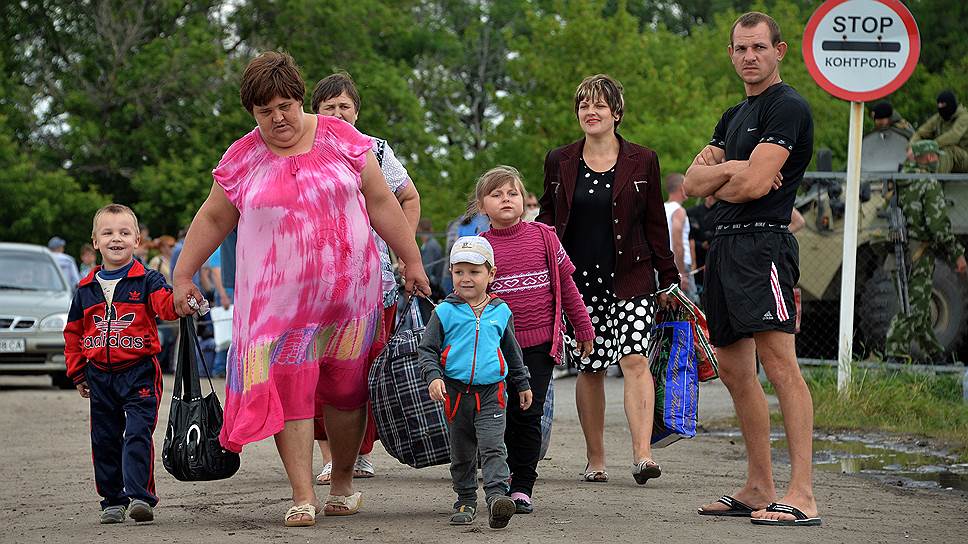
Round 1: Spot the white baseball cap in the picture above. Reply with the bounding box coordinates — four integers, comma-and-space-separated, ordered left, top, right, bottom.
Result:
450, 236, 494, 267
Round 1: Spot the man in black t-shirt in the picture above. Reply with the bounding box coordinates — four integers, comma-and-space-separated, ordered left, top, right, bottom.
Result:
683, 12, 820, 527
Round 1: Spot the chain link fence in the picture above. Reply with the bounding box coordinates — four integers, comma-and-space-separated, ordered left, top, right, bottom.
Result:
792, 171, 968, 364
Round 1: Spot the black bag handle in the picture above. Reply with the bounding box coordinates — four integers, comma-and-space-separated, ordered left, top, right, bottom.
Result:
173, 316, 218, 401
392, 293, 433, 337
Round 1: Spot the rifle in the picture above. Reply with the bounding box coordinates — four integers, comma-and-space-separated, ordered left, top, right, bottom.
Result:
884, 179, 911, 315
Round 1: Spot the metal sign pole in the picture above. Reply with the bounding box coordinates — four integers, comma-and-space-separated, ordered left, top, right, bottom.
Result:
837, 100, 864, 394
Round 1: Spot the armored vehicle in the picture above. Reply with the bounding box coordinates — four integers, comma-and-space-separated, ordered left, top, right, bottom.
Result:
795, 127, 968, 362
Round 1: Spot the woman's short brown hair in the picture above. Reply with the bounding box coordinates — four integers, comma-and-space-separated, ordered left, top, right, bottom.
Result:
574, 74, 625, 128
239, 51, 305, 112
311, 72, 361, 114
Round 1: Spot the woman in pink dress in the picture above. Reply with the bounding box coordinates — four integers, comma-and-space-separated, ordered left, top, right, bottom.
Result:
173, 51, 430, 527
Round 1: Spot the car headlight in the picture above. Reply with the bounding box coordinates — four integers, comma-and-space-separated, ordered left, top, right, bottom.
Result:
40, 313, 69, 332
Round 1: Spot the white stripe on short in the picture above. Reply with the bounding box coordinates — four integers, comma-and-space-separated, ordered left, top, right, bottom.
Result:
769, 261, 790, 322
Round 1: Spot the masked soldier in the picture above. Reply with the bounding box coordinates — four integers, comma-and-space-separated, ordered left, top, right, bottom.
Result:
909, 90, 968, 173
885, 139, 967, 361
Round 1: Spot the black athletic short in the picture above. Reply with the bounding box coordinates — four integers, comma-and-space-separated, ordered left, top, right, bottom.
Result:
703, 223, 799, 347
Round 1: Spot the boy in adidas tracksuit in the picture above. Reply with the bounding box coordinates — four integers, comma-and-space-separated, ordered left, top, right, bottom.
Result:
64, 204, 178, 524
418, 236, 532, 529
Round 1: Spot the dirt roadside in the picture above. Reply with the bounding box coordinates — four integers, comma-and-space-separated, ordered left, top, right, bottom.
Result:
1, 374, 964, 544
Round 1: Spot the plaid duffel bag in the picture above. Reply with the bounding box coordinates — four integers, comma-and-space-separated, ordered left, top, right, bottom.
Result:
369, 297, 450, 468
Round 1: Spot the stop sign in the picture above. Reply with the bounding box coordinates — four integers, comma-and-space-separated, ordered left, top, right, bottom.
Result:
803, 0, 920, 102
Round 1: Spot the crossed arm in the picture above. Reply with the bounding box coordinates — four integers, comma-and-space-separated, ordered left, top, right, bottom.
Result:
682, 143, 789, 203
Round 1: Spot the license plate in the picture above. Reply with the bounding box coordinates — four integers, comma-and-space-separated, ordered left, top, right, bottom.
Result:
0, 338, 26, 353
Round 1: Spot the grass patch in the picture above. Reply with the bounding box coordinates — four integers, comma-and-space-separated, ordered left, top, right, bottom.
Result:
791, 366, 968, 460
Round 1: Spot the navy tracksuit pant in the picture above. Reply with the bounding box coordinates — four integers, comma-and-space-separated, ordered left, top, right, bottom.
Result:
85, 359, 162, 509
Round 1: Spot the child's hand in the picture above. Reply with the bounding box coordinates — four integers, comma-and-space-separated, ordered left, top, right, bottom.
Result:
578, 340, 594, 359
76, 381, 90, 398
519, 390, 533, 411
429, 379, 446, 401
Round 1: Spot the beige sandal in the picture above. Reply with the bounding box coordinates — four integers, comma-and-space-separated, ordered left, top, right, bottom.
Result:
323, 492, 363, 516
284, 503, 317, 527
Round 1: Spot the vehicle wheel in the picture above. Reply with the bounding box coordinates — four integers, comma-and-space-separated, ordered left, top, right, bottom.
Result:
926, 260, 967, 358
857, 260, 968, 359
857, 267, 897, 354
51, 371, 74, 390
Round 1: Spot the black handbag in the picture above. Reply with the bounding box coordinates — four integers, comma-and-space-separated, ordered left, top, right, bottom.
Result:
162, 317, 240, 481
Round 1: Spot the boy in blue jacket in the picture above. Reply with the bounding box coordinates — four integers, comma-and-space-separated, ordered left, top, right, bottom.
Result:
419, 236, 532, 529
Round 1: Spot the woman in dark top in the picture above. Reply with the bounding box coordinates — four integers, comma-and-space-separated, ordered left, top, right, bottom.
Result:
537, 74, 679, 485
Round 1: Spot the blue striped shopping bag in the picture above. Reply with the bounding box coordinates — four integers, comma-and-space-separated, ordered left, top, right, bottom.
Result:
647, 319, 700, 447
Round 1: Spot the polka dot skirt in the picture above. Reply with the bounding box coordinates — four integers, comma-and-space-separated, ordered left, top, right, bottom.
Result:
566, 269, 658, 373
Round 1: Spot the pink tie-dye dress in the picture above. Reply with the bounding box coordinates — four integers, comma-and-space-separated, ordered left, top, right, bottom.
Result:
213, 115, 383, 453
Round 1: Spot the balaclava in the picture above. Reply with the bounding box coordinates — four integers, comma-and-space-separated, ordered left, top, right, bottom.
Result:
937, 90, 957, 121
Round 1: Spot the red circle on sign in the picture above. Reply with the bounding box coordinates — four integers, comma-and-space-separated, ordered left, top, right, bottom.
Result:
803, 0, 920, 102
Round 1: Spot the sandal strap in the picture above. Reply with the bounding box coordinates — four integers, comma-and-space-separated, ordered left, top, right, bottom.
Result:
327, 495, 349, 506
718, 495, 754, 511
325, 492, 362, 507
765, 502, 809, 520
286, 504, 316, 520
354, 456, 375, 473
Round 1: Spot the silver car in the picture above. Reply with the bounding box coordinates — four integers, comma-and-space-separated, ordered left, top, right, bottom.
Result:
0, 242, 73, 388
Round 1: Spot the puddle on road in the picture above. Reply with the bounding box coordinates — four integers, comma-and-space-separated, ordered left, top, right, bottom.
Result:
705, 430, 968, 492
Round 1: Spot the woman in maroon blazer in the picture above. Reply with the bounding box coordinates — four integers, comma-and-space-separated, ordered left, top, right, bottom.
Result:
537, 74, 678, 485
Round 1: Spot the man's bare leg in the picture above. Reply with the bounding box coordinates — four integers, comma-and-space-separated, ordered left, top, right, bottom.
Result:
699, 337, 775, 513
751, 331, 818, 521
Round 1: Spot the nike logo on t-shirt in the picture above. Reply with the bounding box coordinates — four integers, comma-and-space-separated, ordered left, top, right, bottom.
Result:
747, 127, 758, 132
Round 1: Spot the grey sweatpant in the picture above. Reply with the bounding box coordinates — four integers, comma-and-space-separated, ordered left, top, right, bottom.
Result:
444, 380, 510, 506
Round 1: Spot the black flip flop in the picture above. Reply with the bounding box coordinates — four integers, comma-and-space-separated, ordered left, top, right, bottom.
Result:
750, 502, 822, 527
697, 495, 756, 517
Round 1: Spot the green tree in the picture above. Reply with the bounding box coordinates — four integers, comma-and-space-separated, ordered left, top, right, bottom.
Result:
231, 0, 447, 221
11, 1, 244, 224
0, 116, 108, 253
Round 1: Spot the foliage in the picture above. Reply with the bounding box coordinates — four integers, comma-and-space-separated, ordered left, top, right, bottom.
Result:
0, 115, 109, 248
3, 0, 968, 250
800, 366, 968, 460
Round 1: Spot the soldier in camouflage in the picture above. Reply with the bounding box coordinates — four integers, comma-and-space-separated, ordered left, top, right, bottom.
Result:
909, 90, 968, 174
885, 139, 968, 360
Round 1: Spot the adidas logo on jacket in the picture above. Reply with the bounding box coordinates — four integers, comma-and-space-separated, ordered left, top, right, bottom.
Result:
64, 260, 178, 384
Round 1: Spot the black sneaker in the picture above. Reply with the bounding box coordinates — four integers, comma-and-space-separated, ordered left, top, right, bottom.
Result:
513, 498, 533, 514
449, 504, 476, 525
488, 496, 515, 529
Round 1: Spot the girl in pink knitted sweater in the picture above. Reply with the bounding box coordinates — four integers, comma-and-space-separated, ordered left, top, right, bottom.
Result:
474, 166, 595, 514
